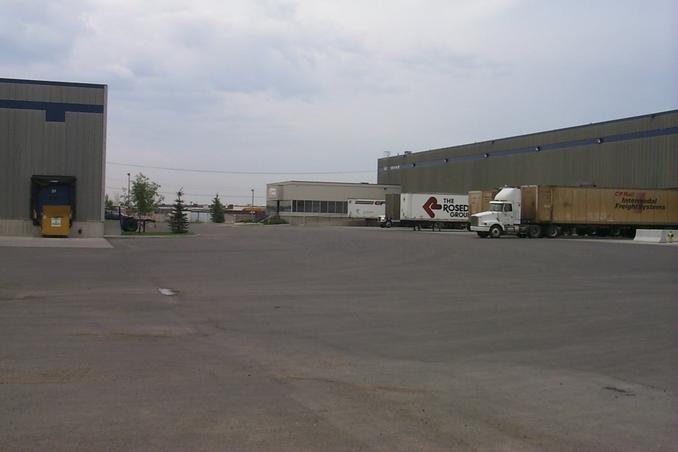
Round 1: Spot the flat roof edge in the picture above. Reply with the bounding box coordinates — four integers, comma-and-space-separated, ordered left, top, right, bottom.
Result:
0, 77, 106, 89
269, 181, 398, 187
381, 109, 678, 161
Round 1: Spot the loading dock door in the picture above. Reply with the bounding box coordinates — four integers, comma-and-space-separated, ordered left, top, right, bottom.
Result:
30, 176, 76, 236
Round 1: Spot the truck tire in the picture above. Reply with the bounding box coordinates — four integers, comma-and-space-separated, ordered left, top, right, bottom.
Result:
527, 225, 542, 238
477, 231, 489, 238
545, 224, 559, 238
385, 220, 392, 228
489, 225, 502, 238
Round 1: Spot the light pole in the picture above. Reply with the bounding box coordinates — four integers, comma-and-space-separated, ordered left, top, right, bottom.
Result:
127, 172, 131, 195
251, 189, 254, 207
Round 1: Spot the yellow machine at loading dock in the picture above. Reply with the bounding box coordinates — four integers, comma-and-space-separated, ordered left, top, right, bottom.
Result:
31, 175, 77, 238
41, 205, 72, 236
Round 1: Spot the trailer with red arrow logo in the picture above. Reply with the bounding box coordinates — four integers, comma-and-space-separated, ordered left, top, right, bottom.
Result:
381, 193, 470, 230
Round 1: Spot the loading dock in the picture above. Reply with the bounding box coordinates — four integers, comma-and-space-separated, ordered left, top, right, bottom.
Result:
30, 176, 76, 237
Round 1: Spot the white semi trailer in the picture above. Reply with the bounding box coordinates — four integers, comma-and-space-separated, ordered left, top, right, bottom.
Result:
347, 199, 385, 220
381, 193, 469, 230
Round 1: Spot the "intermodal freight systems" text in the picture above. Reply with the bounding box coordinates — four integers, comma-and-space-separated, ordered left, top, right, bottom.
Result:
615, 197, 666, 210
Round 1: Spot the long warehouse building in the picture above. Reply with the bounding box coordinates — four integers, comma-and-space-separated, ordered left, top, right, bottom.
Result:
266, 181, 400, 225
377, 110, 678, 193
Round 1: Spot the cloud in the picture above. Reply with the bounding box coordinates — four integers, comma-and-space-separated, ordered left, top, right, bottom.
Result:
1, 0, 676, 204
0, 0, 93, 64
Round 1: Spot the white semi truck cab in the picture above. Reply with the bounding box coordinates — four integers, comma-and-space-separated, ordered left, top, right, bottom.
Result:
470, 188, 521, 238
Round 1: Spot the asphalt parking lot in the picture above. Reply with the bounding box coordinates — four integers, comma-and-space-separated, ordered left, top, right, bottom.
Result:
1, 223, 676, 451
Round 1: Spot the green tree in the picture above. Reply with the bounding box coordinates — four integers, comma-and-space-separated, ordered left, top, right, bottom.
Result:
168, 189, 189, 233
127, 173, 163, 218
105, 194, 114, 210
209, 194, 225, 223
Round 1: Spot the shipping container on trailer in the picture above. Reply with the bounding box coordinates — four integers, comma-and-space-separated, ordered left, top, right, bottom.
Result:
380, 193, 401, 227
471, 185, 678, 238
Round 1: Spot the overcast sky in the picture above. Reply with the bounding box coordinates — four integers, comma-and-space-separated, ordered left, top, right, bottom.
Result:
2, 0, 677, 205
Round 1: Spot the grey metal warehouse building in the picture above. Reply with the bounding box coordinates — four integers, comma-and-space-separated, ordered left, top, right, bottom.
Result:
267, 181, 400, 225
378, 110, 678, 193
0, 78, 107, 238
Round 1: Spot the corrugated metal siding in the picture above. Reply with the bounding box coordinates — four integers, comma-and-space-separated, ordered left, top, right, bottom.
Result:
0, 80, 106, 222
378, 110, 678, 192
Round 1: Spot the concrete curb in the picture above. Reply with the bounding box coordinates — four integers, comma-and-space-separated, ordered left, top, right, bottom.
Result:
634, 229, 676, 244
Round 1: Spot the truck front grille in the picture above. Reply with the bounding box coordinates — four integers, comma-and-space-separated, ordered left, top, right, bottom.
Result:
470, 216, 479, 227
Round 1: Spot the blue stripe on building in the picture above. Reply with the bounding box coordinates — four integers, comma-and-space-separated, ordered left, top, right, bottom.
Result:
0, 99, 104, 122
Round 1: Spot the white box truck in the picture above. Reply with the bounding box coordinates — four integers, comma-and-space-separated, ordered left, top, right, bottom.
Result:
382, 193, 469, 230
347, 199, 386, 220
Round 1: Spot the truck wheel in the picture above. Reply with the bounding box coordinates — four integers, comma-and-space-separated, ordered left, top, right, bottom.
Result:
385, 220, 392, 228
477, 231, 489, 238
489, 225, 502, 238
527, 225, 542, 238
545, 225, 559, 238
